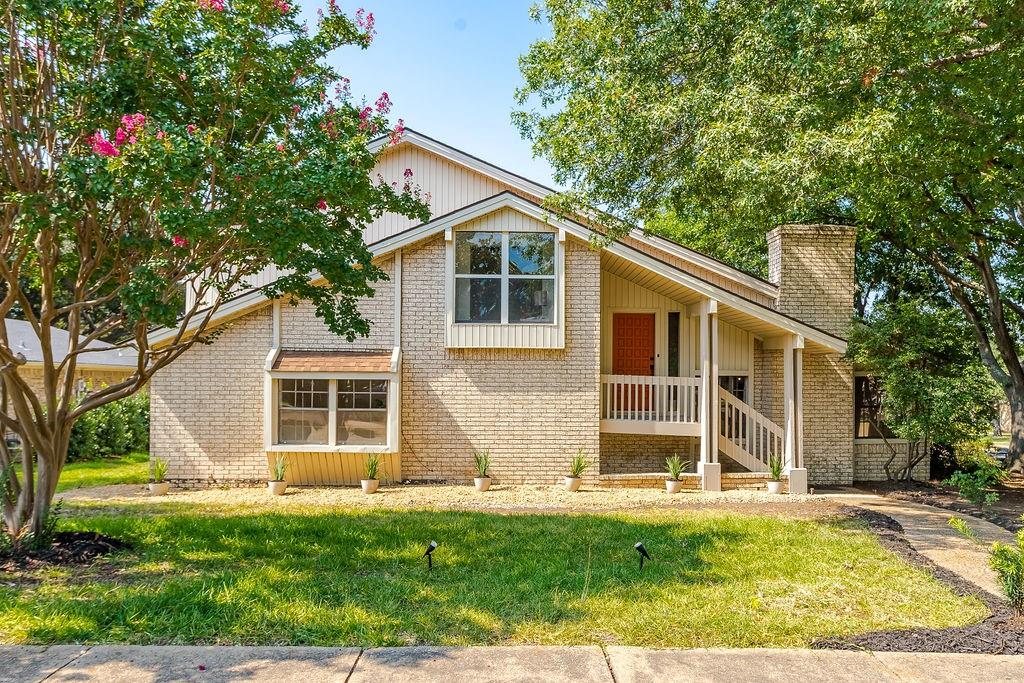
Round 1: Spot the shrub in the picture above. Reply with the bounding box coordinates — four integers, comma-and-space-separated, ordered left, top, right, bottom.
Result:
67, 392, 149, 462
474, 451, 490, 478
364, 454, 380, 481
568, 450, 590, 478
990, 530, 1024, 616
665, 454, 687, 480
271, 455, 287, 482
150, 458, 167, 483
944, 456, 1005, 507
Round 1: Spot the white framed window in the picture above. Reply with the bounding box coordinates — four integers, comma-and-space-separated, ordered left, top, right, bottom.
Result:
454, 230, 556, 324
268, 374, 398, 453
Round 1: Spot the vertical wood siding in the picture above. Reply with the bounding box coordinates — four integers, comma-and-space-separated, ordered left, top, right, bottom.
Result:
267, 452, 401, 485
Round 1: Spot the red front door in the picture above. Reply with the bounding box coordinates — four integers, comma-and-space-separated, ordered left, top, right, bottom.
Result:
612, 313, 655, 412
613, 313, 655, 375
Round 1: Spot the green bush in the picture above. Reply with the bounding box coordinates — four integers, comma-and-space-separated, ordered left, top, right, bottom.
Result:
990, 530, 1024, 616
943, 456, 1005, 508
67, 392, 149, 462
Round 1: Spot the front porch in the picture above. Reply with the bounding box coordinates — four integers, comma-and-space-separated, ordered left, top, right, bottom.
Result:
599, 254, 812, 493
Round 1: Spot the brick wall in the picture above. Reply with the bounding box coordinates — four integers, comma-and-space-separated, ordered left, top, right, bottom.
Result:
599, 434, 697, 474
399, 234, 601, 483
802, 352, 855, 485
854, 440, 931, 481
280, 256, 395, 351
150, 307, 272, 483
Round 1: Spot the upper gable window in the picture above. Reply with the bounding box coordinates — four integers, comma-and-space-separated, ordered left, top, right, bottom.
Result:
454, 231, 556, 324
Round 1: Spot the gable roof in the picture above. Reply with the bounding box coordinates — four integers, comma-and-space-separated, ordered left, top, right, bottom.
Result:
5, 318, 136, 369
371, 130, 778, 298
149, 191, 845, 353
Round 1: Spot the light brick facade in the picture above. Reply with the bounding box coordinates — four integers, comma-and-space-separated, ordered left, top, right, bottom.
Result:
854, 440, 930, 481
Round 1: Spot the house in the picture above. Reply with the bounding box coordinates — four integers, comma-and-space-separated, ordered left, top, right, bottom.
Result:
4, 318, 137, 398
148, 130, 912, 491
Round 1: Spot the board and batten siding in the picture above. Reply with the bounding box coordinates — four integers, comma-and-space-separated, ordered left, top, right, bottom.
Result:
266, 452, 400, 485
445, 207, 565, 349
364, 144, 535, 246
600, 269, 752, 376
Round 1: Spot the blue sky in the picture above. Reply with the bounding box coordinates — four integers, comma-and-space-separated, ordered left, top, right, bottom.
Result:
299, 1, 558, 187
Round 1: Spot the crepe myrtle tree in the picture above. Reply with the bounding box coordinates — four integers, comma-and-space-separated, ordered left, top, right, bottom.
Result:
515, 0, 1024, 472
0, 0, 429, 546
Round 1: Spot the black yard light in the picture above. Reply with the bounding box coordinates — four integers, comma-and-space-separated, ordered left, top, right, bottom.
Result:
424, 540, 438, 571
634, 542, 652, 570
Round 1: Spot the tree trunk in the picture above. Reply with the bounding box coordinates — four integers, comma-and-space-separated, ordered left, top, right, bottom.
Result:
1008, 396, 1024, 476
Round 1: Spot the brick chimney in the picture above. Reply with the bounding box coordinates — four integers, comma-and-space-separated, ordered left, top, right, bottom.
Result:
767, 224, 856, 339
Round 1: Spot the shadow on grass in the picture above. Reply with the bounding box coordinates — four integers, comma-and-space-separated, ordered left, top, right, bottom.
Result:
7, 508, 743, 645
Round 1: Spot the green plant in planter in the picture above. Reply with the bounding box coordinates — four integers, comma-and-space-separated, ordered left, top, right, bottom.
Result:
150, 458, 168, 483
568, 450, 590, 478
474, 451, 491, 478
666, 454, 688, 481
768, 454, 784, 482
365, 454, 381, 481
272, 455, 287, 482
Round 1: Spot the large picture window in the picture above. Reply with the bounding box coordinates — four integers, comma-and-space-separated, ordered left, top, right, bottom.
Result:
454, 230, 555, 324
855, 375, 895, 439
276, 377, 391, 448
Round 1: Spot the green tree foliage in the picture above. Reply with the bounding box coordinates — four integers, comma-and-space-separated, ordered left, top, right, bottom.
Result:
516, 0, 1024, 470
849, 300, 1000, 480
0, 0, 428, 545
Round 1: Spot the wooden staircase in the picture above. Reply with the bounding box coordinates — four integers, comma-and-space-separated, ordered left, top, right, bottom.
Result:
717, 386, 784, 473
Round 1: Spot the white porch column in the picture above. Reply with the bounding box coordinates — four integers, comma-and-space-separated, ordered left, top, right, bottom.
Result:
784, 334, 807, 494
697, 299, 721, 491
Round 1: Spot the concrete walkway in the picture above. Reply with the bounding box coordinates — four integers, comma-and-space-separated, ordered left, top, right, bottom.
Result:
827, 490, 1017, 596
3, 644, 1023, 682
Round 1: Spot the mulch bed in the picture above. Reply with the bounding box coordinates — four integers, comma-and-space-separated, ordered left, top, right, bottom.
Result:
860, 480, 1024, 533
0, 531, 131, 572
813, 506, 1024, 655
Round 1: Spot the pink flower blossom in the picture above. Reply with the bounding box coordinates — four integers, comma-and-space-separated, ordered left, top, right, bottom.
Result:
292, 104, 301, 114
114, 127, 127, 147
403, 167, 413, 179
374, 91, 391, 115
197, 0, 225, 11
358, 106, 372, 121
156, 130, 166, 140
172, 235, 189, 248
120, 113, 145, 132
389, 118, 405, 145
355, 8, 376, 42
187, 124, 196, 134
316, 199, 328, 210
274, 0, 290, 13
179, 72, 187, 81
276, 142, 285, 151
89, 132, 119, 157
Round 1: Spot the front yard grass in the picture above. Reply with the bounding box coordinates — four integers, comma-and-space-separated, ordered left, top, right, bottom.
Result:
55, 452, 149, 492
0, 502, 987, 647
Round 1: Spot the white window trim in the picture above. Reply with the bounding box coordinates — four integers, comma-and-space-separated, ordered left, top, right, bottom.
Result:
265, 371, 400, 454
445, 224, 566, 349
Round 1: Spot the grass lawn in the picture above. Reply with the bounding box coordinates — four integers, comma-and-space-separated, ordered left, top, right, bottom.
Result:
54, 452, 149, 493
0, 501, 988, 647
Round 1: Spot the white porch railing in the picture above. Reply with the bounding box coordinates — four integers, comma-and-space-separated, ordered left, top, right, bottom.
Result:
718, 386, 784, 473
600, 375, 701, 424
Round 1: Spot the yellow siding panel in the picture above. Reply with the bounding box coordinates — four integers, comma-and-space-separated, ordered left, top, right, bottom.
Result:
267, 452, 402, 486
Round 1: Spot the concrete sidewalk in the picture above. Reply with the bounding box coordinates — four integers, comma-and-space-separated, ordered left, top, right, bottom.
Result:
3, 645, 1023, 682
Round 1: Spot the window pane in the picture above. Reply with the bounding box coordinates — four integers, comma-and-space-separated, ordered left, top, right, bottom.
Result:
279, 408, 329, 445
508, 278, 554, 323
855, 376, 894, 438
455, 277, 501, 323
337, 410, 387, 445
455, 231, 501, 274
509, 233, 554, 275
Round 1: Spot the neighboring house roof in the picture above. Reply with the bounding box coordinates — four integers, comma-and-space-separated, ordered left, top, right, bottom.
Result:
5, 319, 136, 370
147, 131, 846, 354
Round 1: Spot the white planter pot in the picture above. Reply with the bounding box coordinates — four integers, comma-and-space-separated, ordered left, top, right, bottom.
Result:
666, 479, 684, 494
148, 481, 169, 496
474, 477, 491, 492
564, 476, 583, 492
268, 480, 287, 496
767, 480, 784, 495
361, 479, 379, 495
